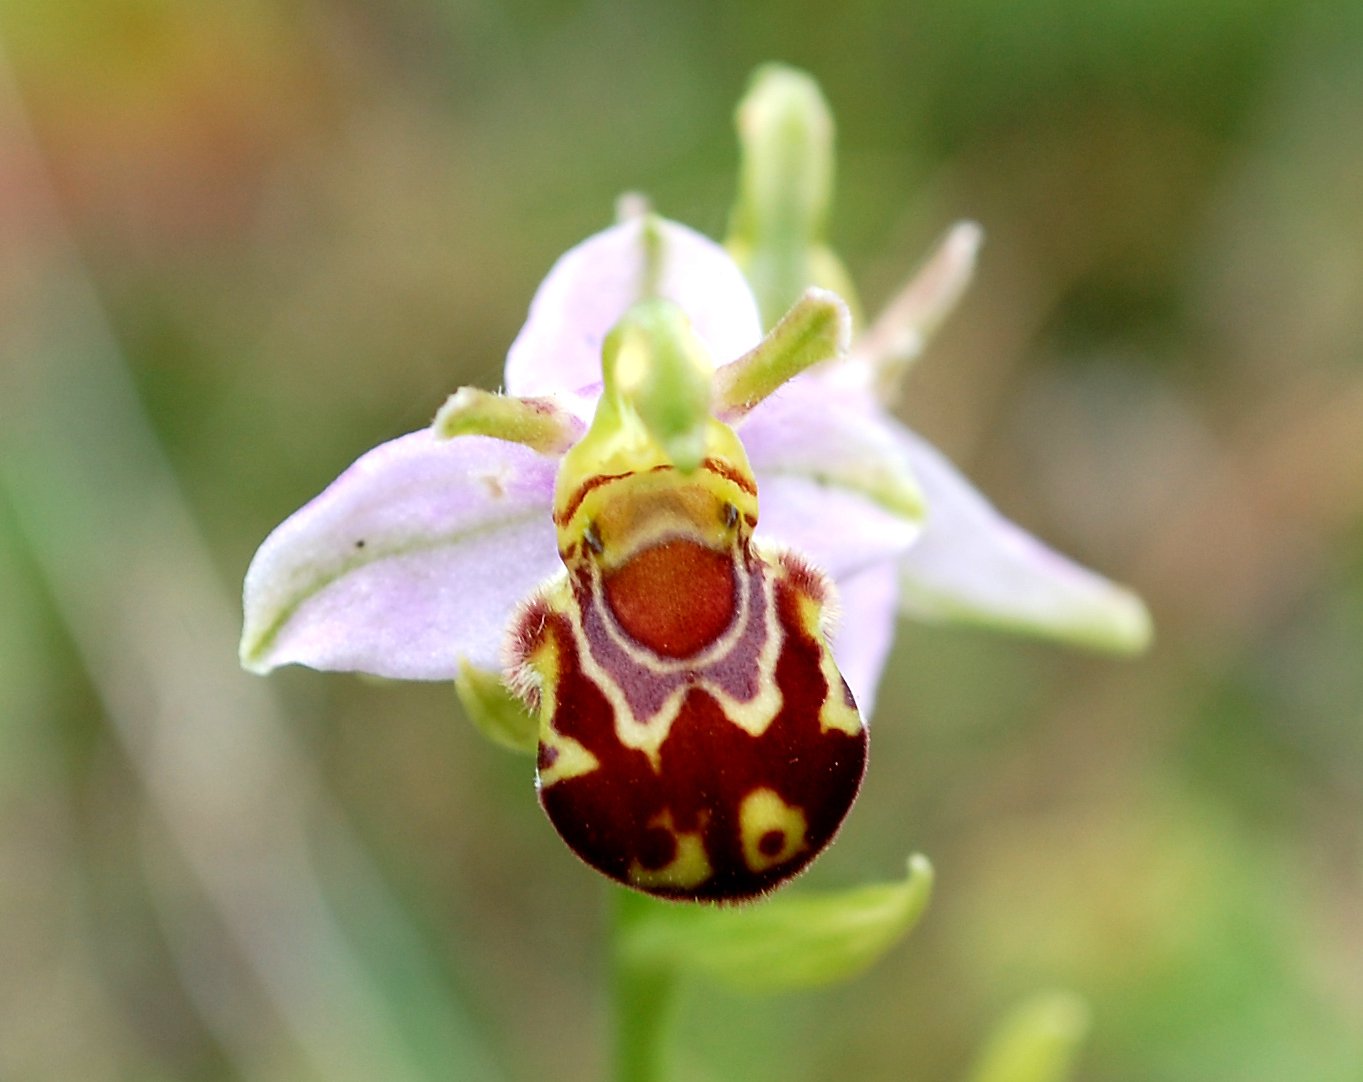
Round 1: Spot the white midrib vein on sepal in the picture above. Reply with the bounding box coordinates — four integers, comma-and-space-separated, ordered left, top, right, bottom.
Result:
240, 505, 551, 672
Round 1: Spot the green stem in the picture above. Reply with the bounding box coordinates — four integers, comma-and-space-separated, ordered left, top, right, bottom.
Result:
611, 890, 678, 1082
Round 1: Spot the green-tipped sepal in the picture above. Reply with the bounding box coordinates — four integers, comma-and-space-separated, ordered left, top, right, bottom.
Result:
713, 288, 851, 421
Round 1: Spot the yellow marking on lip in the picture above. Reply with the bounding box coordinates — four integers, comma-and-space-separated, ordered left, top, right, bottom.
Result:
628, 812, 713, 890
739, 788, 808, 873
818, 682, 863, 736
537, 727, 600, 788
792, 588, 864, 737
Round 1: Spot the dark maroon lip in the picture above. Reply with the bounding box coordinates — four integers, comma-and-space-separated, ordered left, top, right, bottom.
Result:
520, 544, 867, 903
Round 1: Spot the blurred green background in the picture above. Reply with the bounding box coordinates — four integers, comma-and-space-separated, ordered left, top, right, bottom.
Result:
2, 1, 1361, 1080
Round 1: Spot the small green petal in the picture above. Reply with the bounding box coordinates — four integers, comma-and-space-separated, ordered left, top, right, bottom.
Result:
712, 288, 851, 422
454, 660, 538, 754
433, 387, 582, 454
966, 992, 1092, 1082
617, 854, 933, 994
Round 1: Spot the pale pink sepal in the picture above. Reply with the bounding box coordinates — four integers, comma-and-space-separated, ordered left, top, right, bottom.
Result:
240, 430, 561, 679
892, 425, 1152, 654
742, 377, 924, 577
503, 217, 764, 397
826, 560, 900, 720
753, 476, 919, 583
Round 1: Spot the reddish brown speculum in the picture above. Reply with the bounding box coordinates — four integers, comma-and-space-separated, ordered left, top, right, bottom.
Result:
603, 539, 736, 658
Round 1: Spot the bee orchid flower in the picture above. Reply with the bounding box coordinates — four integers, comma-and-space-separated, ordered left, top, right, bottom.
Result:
241, 65, 1150, 904
239, 209, 1148, 902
